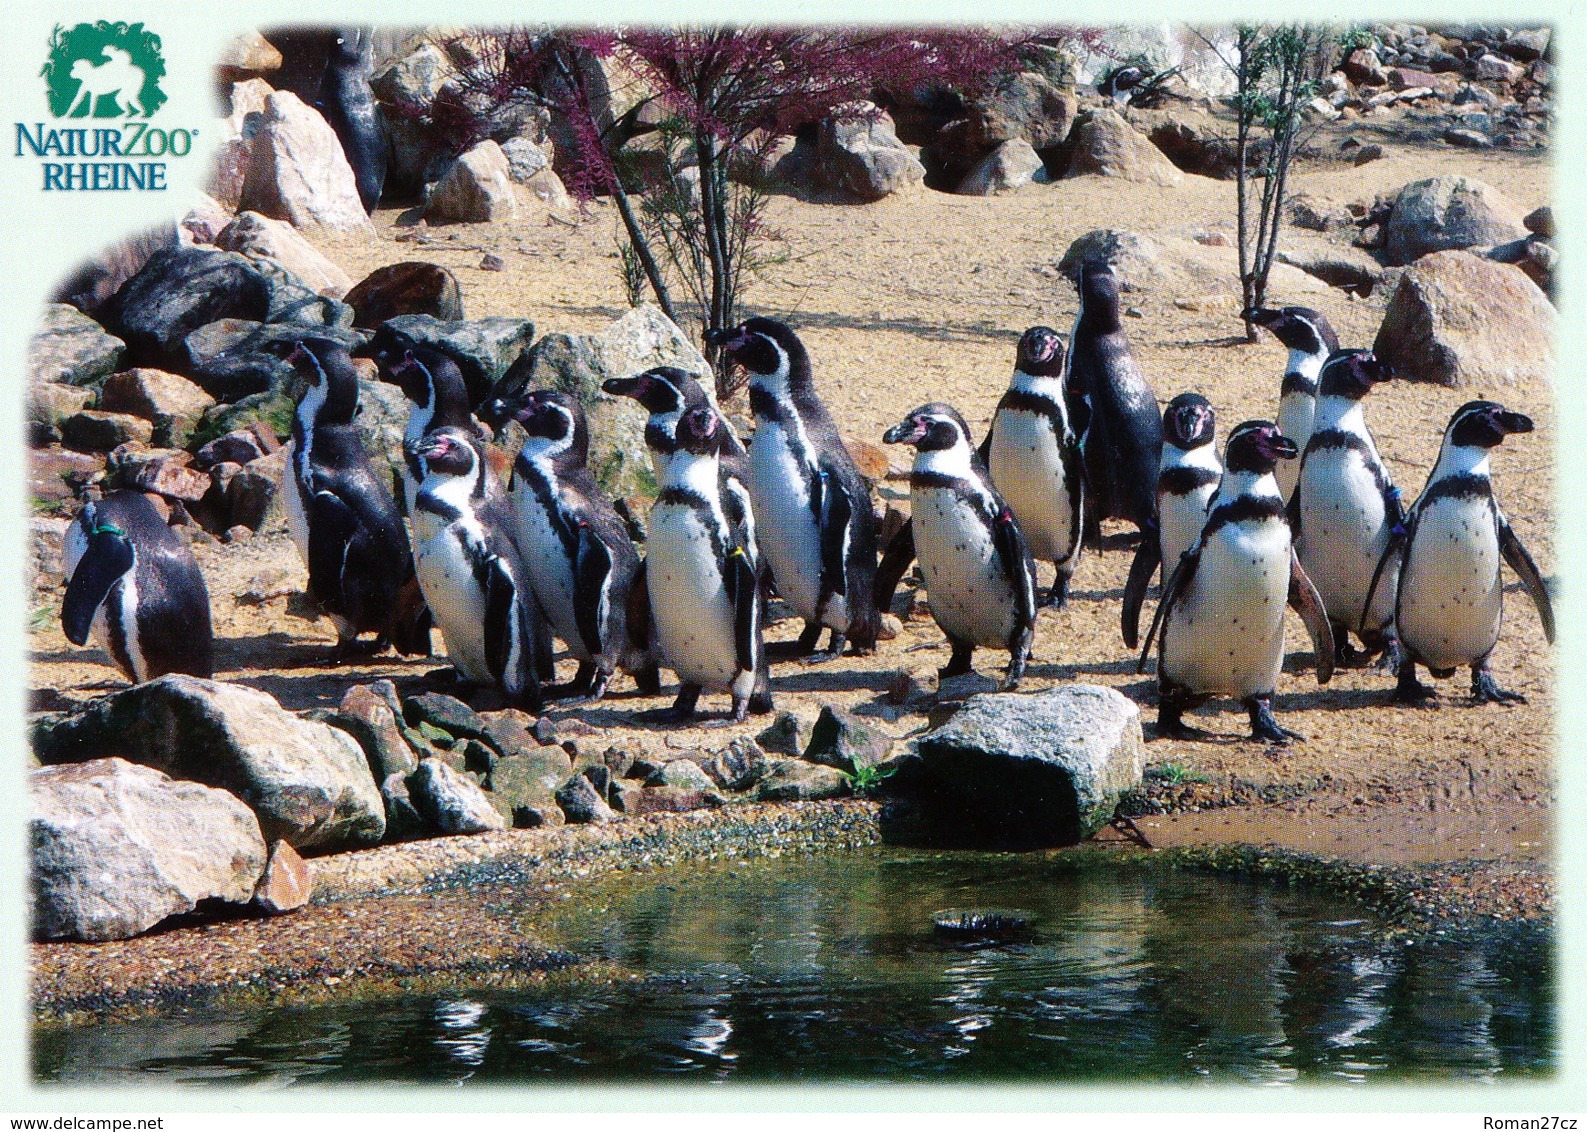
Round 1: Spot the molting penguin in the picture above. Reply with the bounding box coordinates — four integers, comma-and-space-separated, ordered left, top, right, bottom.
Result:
407, 428, 544, 708
984, 325, 1085, 608
499, 389, 657, 700
1292, 349, 1401, 666
61, 490, 213, 683
318, 28, 387, 213
1122, 392, 1221, 648
706, 317, 880, 660
277, 337, 429, 658
884, 403, 1038, 689
1138, 420, 1334, 743
1247, 306, 1339, 501
1065, 261, 1162, 546
1374, 401, 1554, 705
646, 407, 773, 722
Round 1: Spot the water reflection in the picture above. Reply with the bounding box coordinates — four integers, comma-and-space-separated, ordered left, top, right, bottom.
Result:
33, 851, 1553, 1086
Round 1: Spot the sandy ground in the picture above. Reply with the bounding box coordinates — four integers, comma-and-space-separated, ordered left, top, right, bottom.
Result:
29, 113, 1556, 874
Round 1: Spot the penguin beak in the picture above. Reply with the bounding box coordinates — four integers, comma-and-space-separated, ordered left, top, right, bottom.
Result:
883, 417, 927, 446
1272, 435, 1299, 460
1244, 307, 1281, 329
602, 375, 645, 399
1496, 409, 1534, 435
704, 327, 750, 354
1357, 353, 1393, 384
477, 395, 522, 436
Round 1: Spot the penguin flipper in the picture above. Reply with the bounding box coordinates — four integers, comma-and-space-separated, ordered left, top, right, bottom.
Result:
626, 558, 652, 653
991, 504, 1038, 631
573, 522, 615, 660
307, 490, 360, 612
61, 529, 135, 646
1288, 548, 1335, 685
1499, 517, 1555, 645
875, 518, 915, 615
1120, 527, 1161, 650
1285, 482, 1302, 537
727, 547, 763, 678
1362, 509, 1413, 640
482, 556, 532, 701
816, 467, 852, 604
1138, 544, 1199, 675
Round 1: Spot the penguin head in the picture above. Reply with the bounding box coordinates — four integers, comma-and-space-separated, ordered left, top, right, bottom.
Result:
1245, 306, 1339, 355
602, 366, 692, 414
676, 407, 723, 456
1075, 261, 1122, 332
1224, 420, 1297, 474
1317, 349, 1392, 400
269, 337, 359, 422
884, 403, 972, 453
1164, 392, 1216, 451
705, 317, 806, 394
1017, 326, 1066, 377
387, 348, 440, 408
406, 427, 480, 479
1448, 401, 1534, 449
509, 390, 590, 466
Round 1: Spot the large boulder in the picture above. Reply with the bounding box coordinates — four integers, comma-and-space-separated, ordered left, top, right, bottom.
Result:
1382, 175, 1530, 266
240, 91, 374, 235
105, 246, 273, 370
1372, 250, 1554, 387
911, 685, 1143, 848
374, 314, 536, 404
32, 675, 386, 851
1057, 228, 1331, 304
97, 369, 216, 448
213, 211, 355, 297
183, 318, 365, 403
1064, 109, 1184, 187
31, 759, 267, 942
956, 139, 1044, 195
426, 140, 519, 224
812, 105, 926, 202
344, 262, 465, 328
52, 225, 181, 317
929, 72, 1076, 183
29, 304, 126, 386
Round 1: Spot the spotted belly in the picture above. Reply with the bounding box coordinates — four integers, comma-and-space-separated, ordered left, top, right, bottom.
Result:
1297, 451, 1396, 632
509, 489, 584, 659
912, 486, 1021, 650
1396, 500, 1503, 670
988, 410, 1077, 567
747, 422, 832, 626
1162, 523, 1290, 697
647, 504, 744, 693
410, 516, 492, 685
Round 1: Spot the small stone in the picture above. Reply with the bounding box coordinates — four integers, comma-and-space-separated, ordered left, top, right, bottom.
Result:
701, 737, 767, 792
403, 692, 492, 747
224, 525, 253, 543
427, 140, 518, 224
804, 706, 894, 774
646, 758, 720, 795
407, 758, 506, 836
886, 668, 939, 706
937, 672, 1000, 702
1353, 144, 1385, 165
1524, 206, 1553, 237
877, 613, 903, 641
756, 711, 812, 757
1443, 128, 1492, 149
480, 253, 506, 272
252, 840, 312, 914
756, 760, 851, 802
555, 773, 618, 824
479, 708, 541, 758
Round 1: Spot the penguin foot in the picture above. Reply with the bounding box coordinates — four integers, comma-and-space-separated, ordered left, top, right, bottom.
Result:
749, 690, 776, 715
1043, 575, 1071, 609
631, 665, 663, 697
328, 637, 382, 665
1394, 662, 1439, 705
794, 623, 825, 656
1244, 698, 1303, 744
804, 632, 848, 665
1471, 669, 1526, 705
1155, 717, 1218, 742
1335, 638, 1374, 669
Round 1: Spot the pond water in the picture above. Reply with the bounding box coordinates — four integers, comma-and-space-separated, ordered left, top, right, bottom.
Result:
34, 849, 1552, 1086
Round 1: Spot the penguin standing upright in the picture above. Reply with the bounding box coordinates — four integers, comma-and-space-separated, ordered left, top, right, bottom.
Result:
707, 317, 880, 660
498, 390, 657, 700
277, 338, 429, 658
983, 325, 1085, 608
61, 490, 213, 683
318, 28, 387, 213
646, 407, 773, 722
1065, 261, 1163, 546
1139, 420, 1334, 743
1122, 392, 1220, 648
883, 403, 1038, 689
1376, 401, 1554, 705
1292, 349, 1401, 666
1247, 306, 1339, 501
374, 336, 490, 513
406, 428, 543, 708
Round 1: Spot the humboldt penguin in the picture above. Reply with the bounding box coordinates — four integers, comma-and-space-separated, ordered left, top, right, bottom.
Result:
1247, 306, 1339, 501
318, 27, 387, 213
1122, 392, 1221, 648
706, 317, 880, 659
646, 407, 773, 723
1292, 349, 1401, 666
1138, 420, 1334, 743
983, 325, 1085, 608
375, 337, 491, 513
277, 338, 429, 658
1065, 261, 1162, 546
1375, 401, 1554, 705
498, 389, 657, 700
407, 428, 543, 709
61, 490, 213, 683
883, 403, 1038, 689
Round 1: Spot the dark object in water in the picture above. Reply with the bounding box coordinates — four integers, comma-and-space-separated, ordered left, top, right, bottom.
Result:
932, 909, 1031, 945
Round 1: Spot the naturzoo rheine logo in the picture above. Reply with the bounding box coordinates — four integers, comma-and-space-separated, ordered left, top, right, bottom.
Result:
17, 20, 196, 192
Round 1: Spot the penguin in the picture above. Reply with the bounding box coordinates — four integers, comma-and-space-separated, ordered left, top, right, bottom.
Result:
317, 28, 387, 213
1121, 392, 1221, 648
276, 338, 429, 658
1099, 64, 1151, 106
982, 325, 1085, 608
1065, 261, 1163, 547
406, 428, 543, 708
497, 389, 657, 701
706, 317, 880, 660
375, 334, 491, 513
1292, 349, 1401, 667
1138, 420, 1334, 743
1246, 306, 1339, 501
1372, 401, 1554, 706
883, 403, 1038, 689
646, 406, 773, 723
61, 490, 213, 683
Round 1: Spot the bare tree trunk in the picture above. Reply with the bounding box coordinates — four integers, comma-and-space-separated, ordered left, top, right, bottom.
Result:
1235, 29, 1258, 342
612, 184, 680, 325
696, 130, 731, 335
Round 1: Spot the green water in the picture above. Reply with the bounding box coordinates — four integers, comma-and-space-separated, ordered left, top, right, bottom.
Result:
34, 849, 1552, 1085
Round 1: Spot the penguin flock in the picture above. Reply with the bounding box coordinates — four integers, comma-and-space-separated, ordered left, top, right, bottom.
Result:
59, 260, 1554, 744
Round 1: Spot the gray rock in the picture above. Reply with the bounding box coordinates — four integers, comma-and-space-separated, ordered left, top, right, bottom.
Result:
804, 706, 894, 774
183, 319, 364, 403
1065, 108, 1183, 187
555, 773, 619, 824
380, 771, 427, 840
1524, 205, 1553, 237
98, 368, 216, 448
240, 91, 374, 234
426, 140, 519, 224
213, 211, 354, 298
1474, 53, 1525, 83
31, 758, 266, 942
53, 225, 181, 318
756, 711, 812, 757
812, 104, 926, 202
29, 304, 126, 386
956, 139, 1043, 195
1383, 175, 1529, 265
1501, 28, 1550, 61
404, 692, 493, 746
407, 758, 506, 836
646, 758, 720, 794
60, 411, 153, 452
32, 675, 385, 850
913, 684, 1144, 848
479, 708, 543, 758
756, 760, 851, 802
227, 449, 288, 532
194, 428, 271, 468
488, 748, 574, 827
702, 737, 768, 792
1443, 127, 1492, 149
28, 383, 94, 429
106, 247, 274, 370
379, 313, 536, 391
